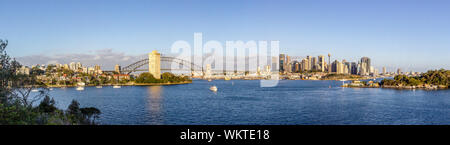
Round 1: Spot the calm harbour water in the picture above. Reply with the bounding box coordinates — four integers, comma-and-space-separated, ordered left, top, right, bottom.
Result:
45, 79, 450, 125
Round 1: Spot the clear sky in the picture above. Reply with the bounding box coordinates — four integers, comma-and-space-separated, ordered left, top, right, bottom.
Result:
1, 0, 449, 72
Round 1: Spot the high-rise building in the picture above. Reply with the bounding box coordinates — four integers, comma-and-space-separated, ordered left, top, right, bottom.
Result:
397, 68, 402, 75
328, 53, 331, 73
306, 55, 312, 70
294, 61, 300, 73
318, 55, 325, 72
311, 57, 317, 70
382, 67, 386, 75
286, 55, 291, 73
114, 64, 121, 74
350, 62, 358, 75
360, 57, 371, 75
331, 60, 344, 74
149, 50, 161, 79
301, 58, 309, 71
279, 54, 286, 72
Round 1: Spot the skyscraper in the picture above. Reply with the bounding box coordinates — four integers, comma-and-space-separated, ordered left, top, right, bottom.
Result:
114, 64, 121, 74
311, 57, 317, 70
279, 54, 286, 73
318, 55, 325, 72
360, 57, 371, 75
328, 53, 331, 73
286, 55, 291, 73
306, 55, 312, 70
149, 50, 161, 79
382, 67, 386, 75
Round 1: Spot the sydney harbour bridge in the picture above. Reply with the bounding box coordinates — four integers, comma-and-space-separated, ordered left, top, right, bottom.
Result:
106, 51, 252, 76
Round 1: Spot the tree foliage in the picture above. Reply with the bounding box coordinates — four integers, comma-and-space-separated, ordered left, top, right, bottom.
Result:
0, 39, 101, 125
381, 69, 449, 87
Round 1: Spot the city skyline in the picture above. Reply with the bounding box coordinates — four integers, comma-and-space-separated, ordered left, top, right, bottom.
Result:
1, 0, 449, 72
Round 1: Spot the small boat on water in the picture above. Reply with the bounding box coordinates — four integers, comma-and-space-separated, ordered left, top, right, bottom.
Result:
209, 86, 218, 92
96, 86, 103, 88
31, 89, 39, 92
76, 86, 84, 91
208, 79, 212, 82
113, 85, 121, 89
224, 76, 231, 81
48, 88, 53, 91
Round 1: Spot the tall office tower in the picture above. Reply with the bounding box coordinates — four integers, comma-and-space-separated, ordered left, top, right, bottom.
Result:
328, 53, 331, 73
350, 62, 358, 75
358, 61, 368, 75
311, 57, 318, 70
382, 67, 386, 75
397, 68, 402, 75
306, 55, 312, 70
279, 54, 286, 72
149, 50, 161, 79
318, 55, 325, 72
337, 61, 344, 74
301, 58, 309, 71
331, 60, 338, 73
114, 64, 121, 74
286, 55, 291, 72
360, 57, 371, 75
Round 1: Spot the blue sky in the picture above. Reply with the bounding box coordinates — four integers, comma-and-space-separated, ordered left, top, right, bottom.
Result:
1, 0, 449, 72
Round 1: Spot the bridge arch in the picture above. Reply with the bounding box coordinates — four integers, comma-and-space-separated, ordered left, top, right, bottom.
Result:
120, 56, 203, 75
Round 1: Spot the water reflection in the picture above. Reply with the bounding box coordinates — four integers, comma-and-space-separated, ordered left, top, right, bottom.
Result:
146, 86, 163, 124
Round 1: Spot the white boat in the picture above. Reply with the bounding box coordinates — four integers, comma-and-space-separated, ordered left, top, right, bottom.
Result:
113, 85, 121, 89
31, 89, 39, 92
208, 79, 212, 82
48, 88, 53, 91
96, 86, 103, 88
76, 86, 84, 91
209, 86, 218, 92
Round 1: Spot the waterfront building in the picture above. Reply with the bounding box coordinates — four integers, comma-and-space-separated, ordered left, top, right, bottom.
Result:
397, 68, 402, 75
350, 62, 358, 75
279, 54, 286, 72
331, 60, 344, 73
114, 64, 121, 74
360, 57, 371, 75
306, 55, 312, 70
301, 58, 309, 71
327, 53, 332, 73
382, 67, 386, 75
286, 55, 291, 73
311, 57, 318, 70
318, 55, 325, 72
149, 50, 161, 79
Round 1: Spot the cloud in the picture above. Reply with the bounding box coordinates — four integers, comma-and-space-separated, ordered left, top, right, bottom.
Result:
16, 48, 147, 70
